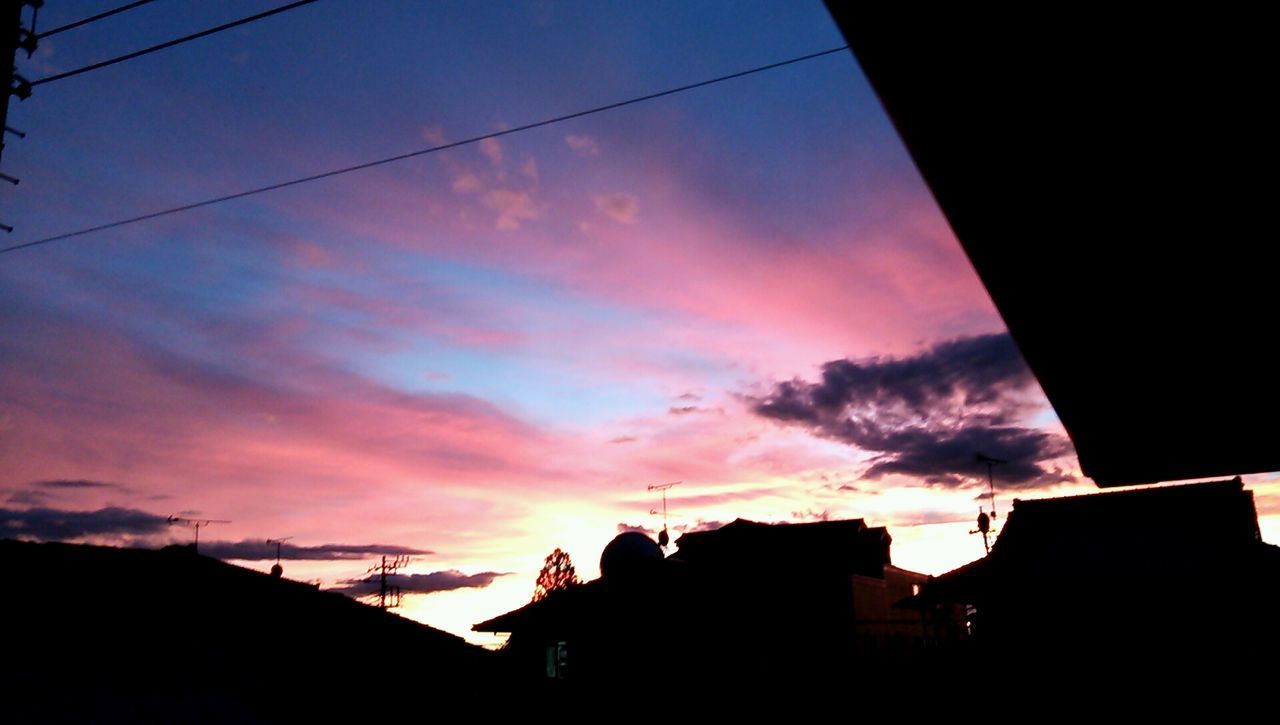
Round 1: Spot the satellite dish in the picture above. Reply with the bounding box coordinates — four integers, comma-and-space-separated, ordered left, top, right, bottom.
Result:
600, 531, 663, 580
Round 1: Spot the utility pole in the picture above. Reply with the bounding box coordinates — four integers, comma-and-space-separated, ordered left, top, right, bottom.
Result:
2, 1, 38, 233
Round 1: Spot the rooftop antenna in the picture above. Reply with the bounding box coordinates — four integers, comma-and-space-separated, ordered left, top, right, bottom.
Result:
266, 537, 292, 578
648, 481, 681, 548
972, 453, 1006, 554
364, 555, 411, 609
975, 453, 1006, 522
166, 516, 230, 553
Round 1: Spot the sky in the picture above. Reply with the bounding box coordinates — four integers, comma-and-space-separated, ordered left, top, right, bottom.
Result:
3, 1, 1277, 645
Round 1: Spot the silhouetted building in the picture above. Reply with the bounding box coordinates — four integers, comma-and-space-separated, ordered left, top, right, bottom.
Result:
907, 478, 1280, 677
474, 518, 945, 689
671, 518, 935, 654
0, 540, 508, 720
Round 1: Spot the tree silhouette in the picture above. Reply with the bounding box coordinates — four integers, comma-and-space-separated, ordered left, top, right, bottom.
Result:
532, 548, 581, 601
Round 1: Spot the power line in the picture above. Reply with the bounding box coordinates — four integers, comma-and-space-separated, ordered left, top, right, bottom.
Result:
0, 45, 851, 256
37, 1, 158, 39
30, 0, 320, 87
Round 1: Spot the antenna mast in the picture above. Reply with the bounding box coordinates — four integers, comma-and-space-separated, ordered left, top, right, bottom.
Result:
364, 555, 411, 609
648, 481, 681, 548
167, 516, 230, 553
266, 537, 292, 577
971, 453, 1007, 554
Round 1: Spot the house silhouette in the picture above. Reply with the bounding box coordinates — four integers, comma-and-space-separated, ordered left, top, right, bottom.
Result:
474, 518, 952, 690
0, 539, 511, 720
906, 477, 1280, 681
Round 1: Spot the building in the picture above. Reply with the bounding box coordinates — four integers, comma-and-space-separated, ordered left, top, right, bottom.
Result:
907, 477, 1280, 678
671, 518, 935, 657
474, 518, 948, 689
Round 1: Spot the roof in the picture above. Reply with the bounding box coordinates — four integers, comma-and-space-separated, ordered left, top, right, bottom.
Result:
2, 539, 499, 716
673, 517, 891, 577
911, 478, 1273, 604
473, 580, 603, 633
827, 5, 1277, 486
991, 477, 1261, 571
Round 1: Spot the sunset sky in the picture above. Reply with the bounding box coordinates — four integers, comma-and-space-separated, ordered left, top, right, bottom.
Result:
3, 1, 1276, 645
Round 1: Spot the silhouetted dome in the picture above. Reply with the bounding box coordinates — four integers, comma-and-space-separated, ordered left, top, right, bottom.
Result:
600, 532, 663, 580
270, 563, 283, 578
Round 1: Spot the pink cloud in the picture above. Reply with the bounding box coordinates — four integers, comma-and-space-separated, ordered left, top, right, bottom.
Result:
483, 188, 540, 230
479, 137, 503, 166
451, 172, 483, 194
421, 126, 447, 145
0, 302, 865, 549
0, 311, 556, 521
593, 193, 639, 224
270, 146, 995, 380
565, 134, 600, 156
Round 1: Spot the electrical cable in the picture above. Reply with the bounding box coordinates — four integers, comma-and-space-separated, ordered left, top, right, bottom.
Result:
31, 0, 321, 87
37, 0, 157, 39
1, 45, 851, 255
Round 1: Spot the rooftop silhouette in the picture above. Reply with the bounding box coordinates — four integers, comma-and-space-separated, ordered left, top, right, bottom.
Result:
0, 539, 511, 720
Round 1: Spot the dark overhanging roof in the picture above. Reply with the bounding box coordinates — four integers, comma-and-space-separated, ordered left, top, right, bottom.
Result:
825, 5, 1277, 486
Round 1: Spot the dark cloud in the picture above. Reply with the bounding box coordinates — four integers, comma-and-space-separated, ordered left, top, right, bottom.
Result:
329, 570, 508, 597
676, 392, 702, 402
668, 405, 721, 416
0, 506, 169, 541
3, 480, 133, 506
608, 436, 638, 444
0, 506, 432, 566
198, 540, 431, 561
4, 489, 51, 506
749, 333, 1074, 489
35, 479, 127, 491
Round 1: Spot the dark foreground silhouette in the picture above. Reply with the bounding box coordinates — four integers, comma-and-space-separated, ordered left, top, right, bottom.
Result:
5, 479, 1278, 719
477, 480, 1280, 705
0, 540, 511, 721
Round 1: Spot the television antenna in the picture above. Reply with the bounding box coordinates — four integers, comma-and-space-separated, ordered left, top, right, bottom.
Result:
972, 453, 1007, 554
648, 481, 681, 548
266, 537, 292, 577
364, 555, 411, 609
167, 516, 230, 553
